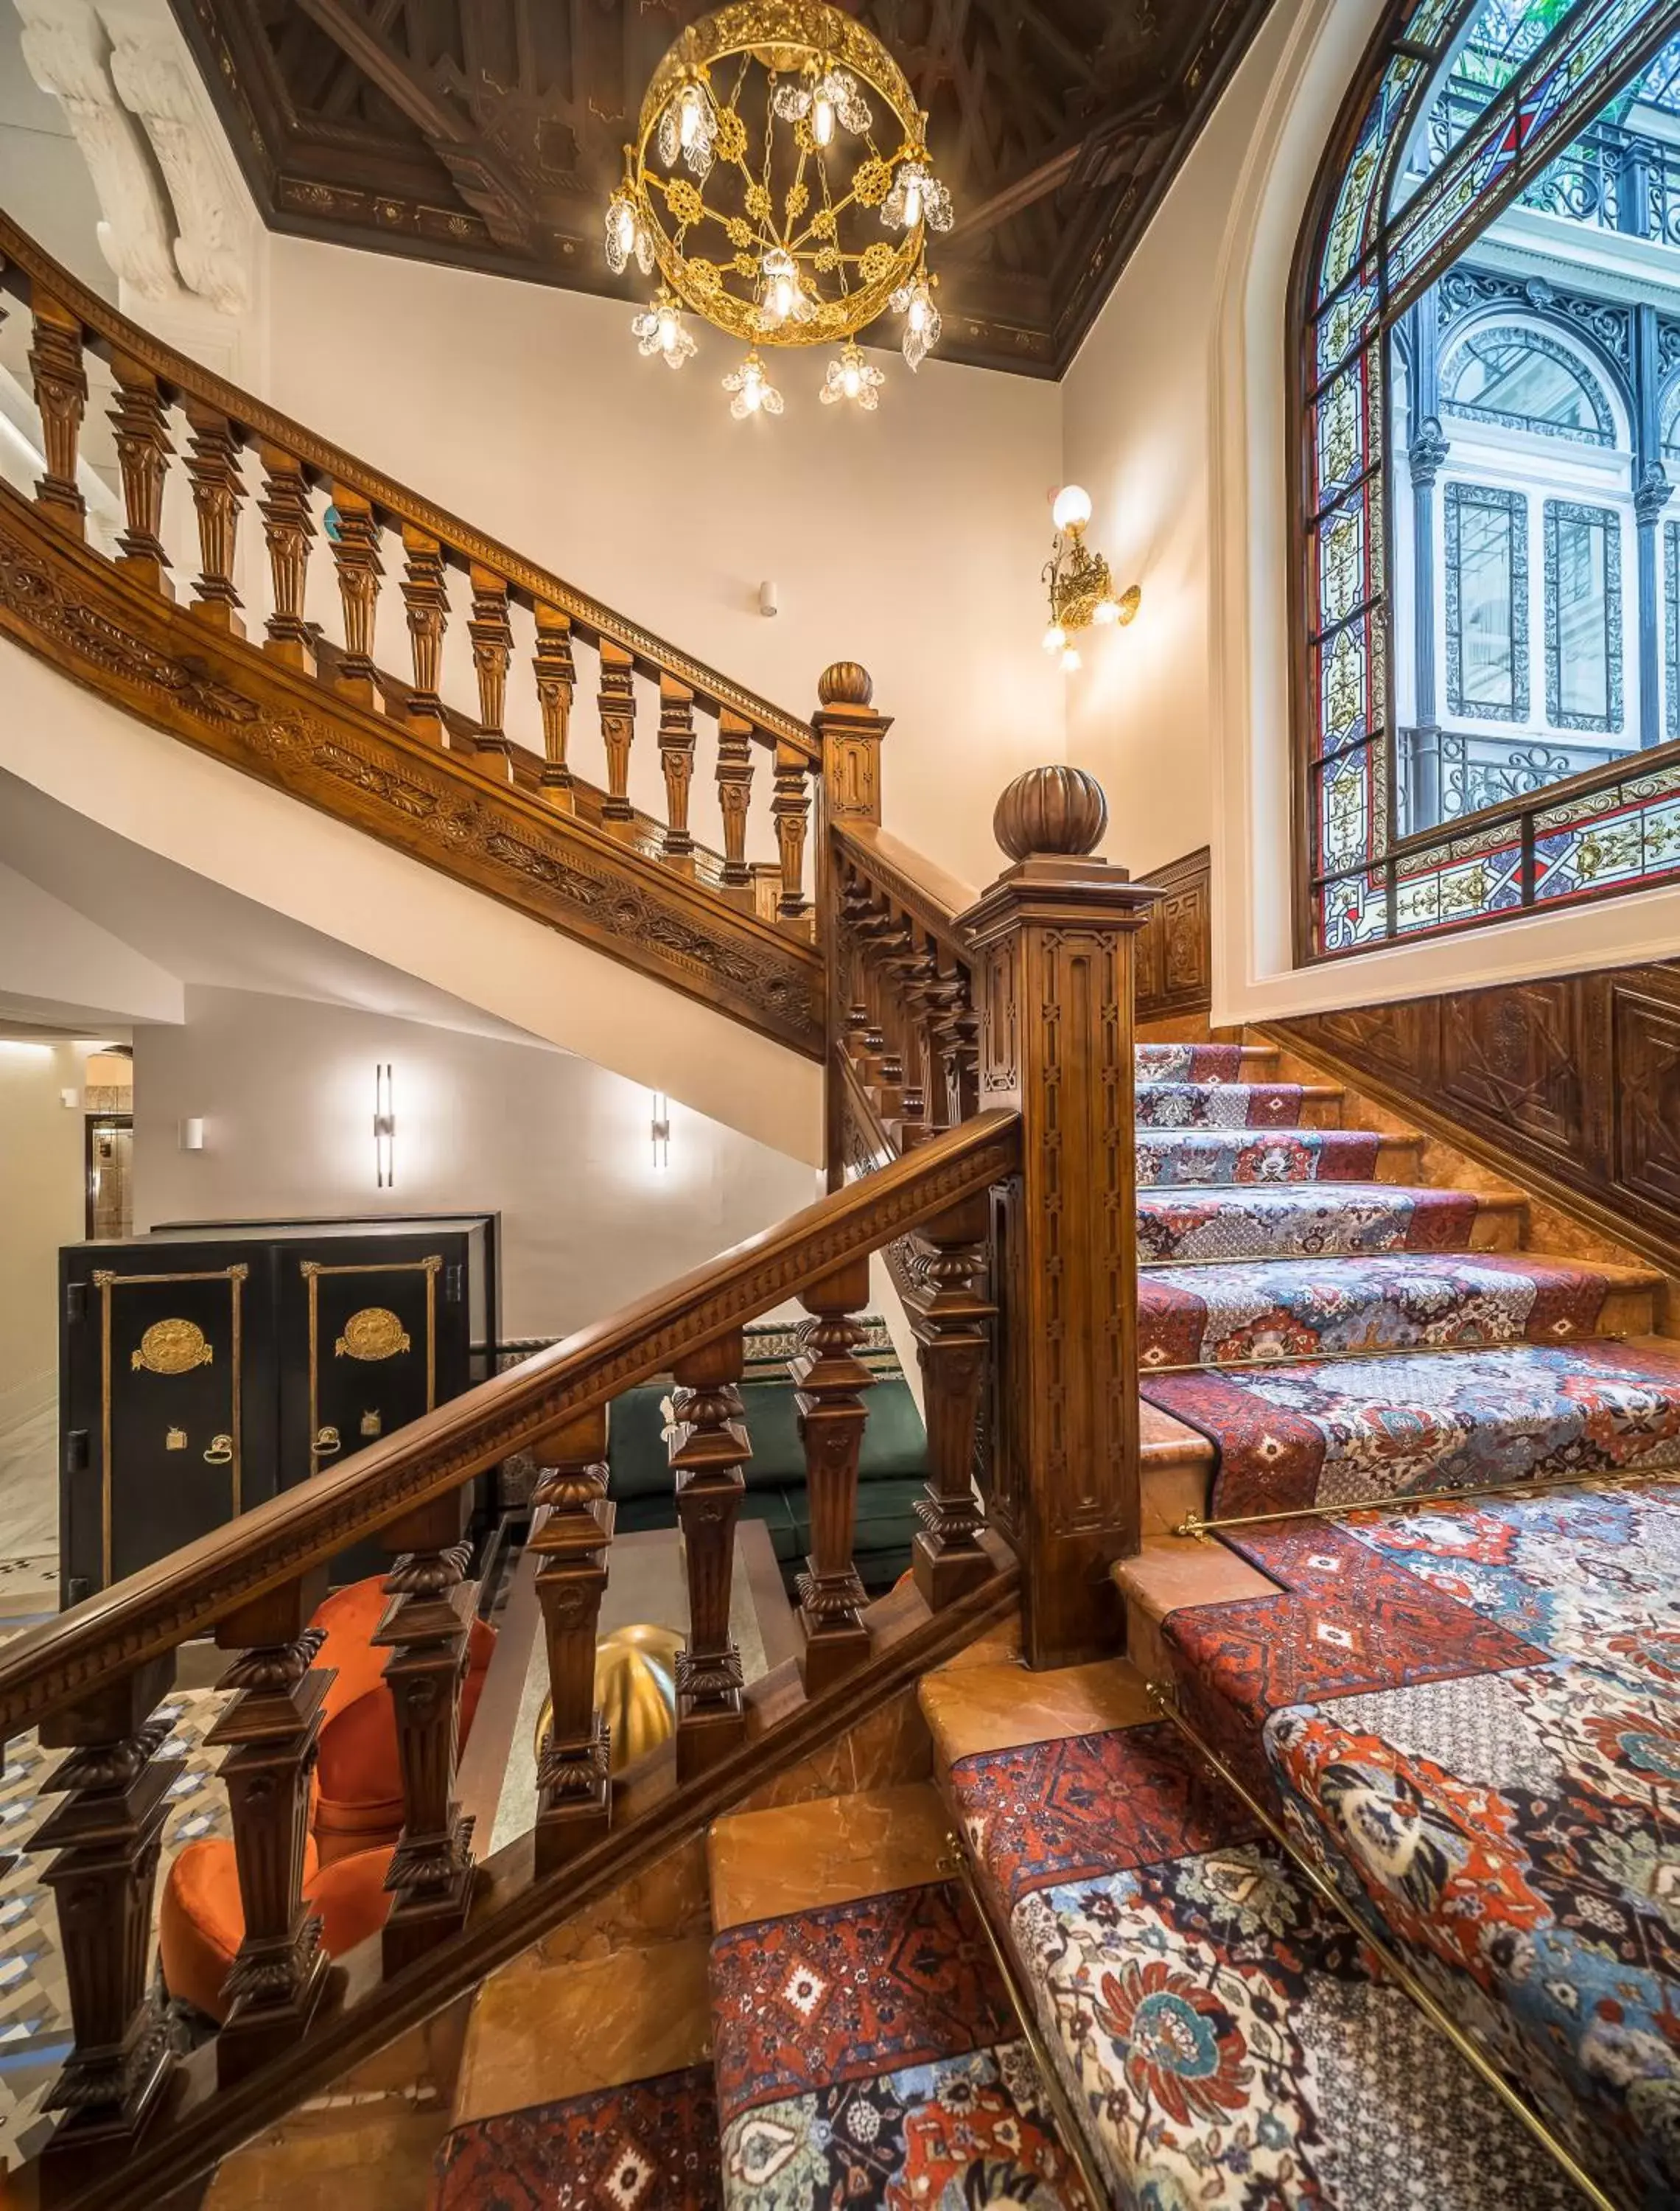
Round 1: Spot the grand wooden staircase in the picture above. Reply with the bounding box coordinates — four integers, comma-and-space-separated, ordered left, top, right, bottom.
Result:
1, 208, 1677, 2211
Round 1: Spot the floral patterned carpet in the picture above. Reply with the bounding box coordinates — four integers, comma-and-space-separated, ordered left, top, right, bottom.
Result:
1158, 1484, 1680, 2211
708, 1883, 1088, 2211
947, 1721, 1577, 2209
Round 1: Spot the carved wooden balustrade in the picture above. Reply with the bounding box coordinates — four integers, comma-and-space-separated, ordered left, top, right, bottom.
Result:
0, 210, 822, 1054
0, 1118, 1018, 2209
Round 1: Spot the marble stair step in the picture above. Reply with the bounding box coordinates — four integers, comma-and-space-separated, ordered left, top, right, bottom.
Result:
1138, 1249, 1665, 1373
920, 1666, 1581, 2210
1134, 1078, 1345, 1130
1143, 1335, 1680, 1521
1136, 1126, 1424, 1187
1141, 1397, 1218, 1538
1137, 1178, 1526, 1262
425, 1934, 718, 2210
1112, 1537, 1278, 1680
704, 1786, 1090, 2211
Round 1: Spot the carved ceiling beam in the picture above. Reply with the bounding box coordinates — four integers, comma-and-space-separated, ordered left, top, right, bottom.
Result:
293, 0, 535, 249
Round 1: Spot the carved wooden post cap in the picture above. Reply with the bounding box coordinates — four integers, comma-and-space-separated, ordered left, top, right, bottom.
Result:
993, 765, 1108, 861
818, 661, 874, 708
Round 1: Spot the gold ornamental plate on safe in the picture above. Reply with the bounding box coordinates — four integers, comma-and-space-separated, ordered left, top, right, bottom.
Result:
132, 1318, 214, 1375
335, 1306, 411, 1362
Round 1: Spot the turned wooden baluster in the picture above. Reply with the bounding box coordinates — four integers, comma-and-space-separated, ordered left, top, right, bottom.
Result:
534, 604, 576, 806
658, 675, 697, 867
792, 1257, 875, 1690
930, 969, 980, 1125
400, 525, 449, 741
28, 293, 87, 536
206, 1573, 332, 2082
669, 1332, 749, 1778
32, 1655, 175, 2182
887, 940, 939, 1127
715, 711, 755, 894
598, 642, 637, 831
469, 565, 514, 780
329, 483, 384, 711
906, 1197, 995, 1607
256, 445, 316, 673
109, 356, 173, 597
373, 1489, 475, 1971
183, 401, 247, 634
528, 1406, 614, 1871
771, 741, 811, 921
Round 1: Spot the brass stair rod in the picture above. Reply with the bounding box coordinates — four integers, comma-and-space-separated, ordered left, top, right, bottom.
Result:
1174, 1460, 1680, 1541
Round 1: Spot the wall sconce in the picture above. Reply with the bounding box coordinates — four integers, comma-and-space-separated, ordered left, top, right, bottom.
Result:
374, 1063, 395, 1189
1040, 484, 1141, 673
651, 1091, 671, 1171
179, 1117, 206, 1152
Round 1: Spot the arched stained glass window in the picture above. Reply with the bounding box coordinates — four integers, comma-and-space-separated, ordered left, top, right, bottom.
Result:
1296, 0, 1680, 958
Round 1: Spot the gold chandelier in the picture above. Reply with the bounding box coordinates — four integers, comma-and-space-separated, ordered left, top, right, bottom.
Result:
605, 0, 951, 416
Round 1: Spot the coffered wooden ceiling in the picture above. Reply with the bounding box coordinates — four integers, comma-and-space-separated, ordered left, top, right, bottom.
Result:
169, 0, 1275, 374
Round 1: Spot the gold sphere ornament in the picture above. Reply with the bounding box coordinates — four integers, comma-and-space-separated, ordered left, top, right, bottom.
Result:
606, 0, 953, 417
536, 1624, 683, 1777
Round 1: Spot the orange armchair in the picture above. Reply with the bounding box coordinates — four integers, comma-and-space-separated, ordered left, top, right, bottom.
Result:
159, 1576, 497, 2023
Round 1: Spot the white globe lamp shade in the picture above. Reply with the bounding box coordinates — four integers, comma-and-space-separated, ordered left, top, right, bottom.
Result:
1051, 483, 1093, 533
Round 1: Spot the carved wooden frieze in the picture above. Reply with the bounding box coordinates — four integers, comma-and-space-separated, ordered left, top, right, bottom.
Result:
0, 487, 822, 1058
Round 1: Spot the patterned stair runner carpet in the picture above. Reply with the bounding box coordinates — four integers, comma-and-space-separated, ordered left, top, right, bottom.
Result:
1136, 1129, 1383, 1186
1138, 1251, 1614, 1371
1138, 1182, 1483, 1264
944, 1719, 1576, 2209
1157, 1481, 1680, 2211
430, 2064, 723, 2211
1135, 1081, 1305, 1129
707, 1881, 1088, 2210
1142, 1339, 1680, 1517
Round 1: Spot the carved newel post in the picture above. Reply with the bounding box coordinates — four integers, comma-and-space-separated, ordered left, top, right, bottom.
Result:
957, 766, 1155, 1669
814, 662, 894, 1189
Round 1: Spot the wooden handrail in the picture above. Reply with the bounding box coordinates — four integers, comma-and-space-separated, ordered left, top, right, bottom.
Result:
835, 820, 979, 950
0, 209, 814, 762
0, 1111, 1018, 1739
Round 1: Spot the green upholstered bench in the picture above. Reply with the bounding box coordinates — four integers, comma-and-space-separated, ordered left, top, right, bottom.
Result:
606, 1372, 928, 1595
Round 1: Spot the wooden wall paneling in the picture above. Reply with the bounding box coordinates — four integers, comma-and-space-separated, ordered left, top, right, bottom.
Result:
1273, 959, 1680, 1277
1133, 846, 1211, 1024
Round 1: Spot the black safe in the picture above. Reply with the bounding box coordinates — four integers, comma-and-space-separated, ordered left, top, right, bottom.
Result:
60, 1215, 499, 1607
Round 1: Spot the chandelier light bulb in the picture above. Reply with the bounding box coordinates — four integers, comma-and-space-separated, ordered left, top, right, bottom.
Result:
903, 172, 923, 226
612, 200, 636, 254
813, 90, 836, 145
1060, 645, 1082, 673
1042, 623, 1066, 654
678, 84, 704, 148
725, 350, 783, 419
822, 342, 883, 410
1093, 593, 1121, 626
1051, 484, 1093, 534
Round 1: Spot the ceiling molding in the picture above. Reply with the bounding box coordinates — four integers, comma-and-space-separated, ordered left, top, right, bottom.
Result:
166, 0, 1277, 377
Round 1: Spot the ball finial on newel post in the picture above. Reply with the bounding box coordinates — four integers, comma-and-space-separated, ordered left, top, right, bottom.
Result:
817, 661, 874, 709
993, 764, 1108, 862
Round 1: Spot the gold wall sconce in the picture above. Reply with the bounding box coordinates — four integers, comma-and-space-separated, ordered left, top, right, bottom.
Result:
1041, 485, 1141, 672
651, 1091, 671, 1171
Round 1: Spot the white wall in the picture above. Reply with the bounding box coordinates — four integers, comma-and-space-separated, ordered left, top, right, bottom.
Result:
1065, 0, 1680, 1018
0, 1038, 85, 1423
1062, 2, 1299, 882
0, 859, 183, 1030
133, 987, 818, 1338
0, 639, 825, 1162
265, 238, 1066, 893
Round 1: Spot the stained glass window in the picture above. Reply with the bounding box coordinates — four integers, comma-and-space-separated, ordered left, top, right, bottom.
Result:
1299, 0, 1680, 958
